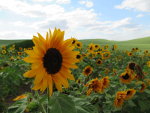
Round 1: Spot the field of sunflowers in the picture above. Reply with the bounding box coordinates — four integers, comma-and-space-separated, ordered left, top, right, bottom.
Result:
0, 28, 150, 113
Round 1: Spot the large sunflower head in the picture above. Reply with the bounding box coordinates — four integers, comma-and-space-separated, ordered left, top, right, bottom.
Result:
124, 89, 136, 100
23, 28, 79, 96
83, 66, 93, 76
120, 71, 134, 84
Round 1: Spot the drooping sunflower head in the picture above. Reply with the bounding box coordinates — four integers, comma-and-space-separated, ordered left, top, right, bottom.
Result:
83, 66, 93, 76
139, 82, 146, 92
124, 89, 136, 100
128, 62, 136, 71
23, 28, 79, 96
86, 78, 103, 95
114, 91, 126, 108
102, 76, 110, 89
120, 71, 134, 84
96, 59, 102, 65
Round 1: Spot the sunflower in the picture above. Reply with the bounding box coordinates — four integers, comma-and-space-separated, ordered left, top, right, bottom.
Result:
124, 89, 136, 100
76, 54, 83, 61
127, 52, 132, 56
88, 43, 95, 53
1, 50, 7, 54
68, 37, 77, 46
18, 52, 22, 55
96, 51, 101, 56
147, 61, 150, 67
2, 45, 6, 49
76, 41, 82, 49
13, 94, 27, 101
23, 28, 79, 95
83, 66, 93, 76
86, 78, 103, 95
96, 59, 102, 65
114, 91, 126, 108
127, 62, 136, 71
102, 76, 109, 89
19, 47, 23, 51
139, 82, 146, 92
120, 71, 134, 84
112, 44, 118, 50
94, 44, 100, 50
101, 52, 111, 59
144, 50, 148, 54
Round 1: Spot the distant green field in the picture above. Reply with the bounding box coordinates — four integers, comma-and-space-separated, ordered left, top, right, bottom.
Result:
0, 37, 150, 50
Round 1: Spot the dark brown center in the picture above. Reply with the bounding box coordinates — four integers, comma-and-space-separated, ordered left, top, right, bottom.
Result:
122, 73, 130, 80
43, 48, 62, 74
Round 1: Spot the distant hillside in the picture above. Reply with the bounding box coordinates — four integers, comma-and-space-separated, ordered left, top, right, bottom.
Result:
0, 37, 150, 50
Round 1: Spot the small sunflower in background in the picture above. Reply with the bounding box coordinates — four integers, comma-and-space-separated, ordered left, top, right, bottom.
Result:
76, 41, 82, 49
114, 91, 126, 108
1, 45, 6, 50
1, 50, 7, 54
147, 61, 150, 67
124, 89, 136, 100
102, 76, 109, 89
76, 54, 83, 61
18, 52, 22, 55
96, 51, 101, 56
83, 66, 93, 76
120, 71, 134, 84
88, 43, 95, 53
127, 62, 136, 71
13, 94, 27, 101
112, 44, 118, 50
101, 51, 111, 59
127, 52, 132, 56
94, 44, 100, 50
85, 78, 103, 95
144, 50, 148, 54
23, 28, 79, 96
96, 59, 102, 65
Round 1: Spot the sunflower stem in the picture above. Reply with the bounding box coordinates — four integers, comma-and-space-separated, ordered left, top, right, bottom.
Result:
35, 91, 46, 113
47, 89, 50, 113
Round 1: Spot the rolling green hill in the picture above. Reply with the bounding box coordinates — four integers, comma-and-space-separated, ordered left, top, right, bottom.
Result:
0, 37, 150, 50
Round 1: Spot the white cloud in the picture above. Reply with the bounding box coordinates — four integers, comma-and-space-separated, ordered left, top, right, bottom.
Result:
33, 0, 70, 4
0, 0, 149, 41
79, 0, 93, 8
136, 14, 144, 18
115, 0, 150, 12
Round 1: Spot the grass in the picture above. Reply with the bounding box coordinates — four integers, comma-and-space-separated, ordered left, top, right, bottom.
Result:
0, 37, 150, 50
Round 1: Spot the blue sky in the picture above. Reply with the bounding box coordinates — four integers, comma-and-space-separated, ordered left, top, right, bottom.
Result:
0, 0, 150, 40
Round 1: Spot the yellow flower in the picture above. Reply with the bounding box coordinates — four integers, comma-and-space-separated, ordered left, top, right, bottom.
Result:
10, 56, 14, 61
1, 45, 6, 49
1, 50, 7, 54
96, 59, 102, 65
83, 66, 93, 76
13, 94, 27, 101
127, 52, 132, 56
76, 54, 83, 61
18, 52, 22, 55
114, 91, 126, 108
76, 41, 82, 49
101, 52, 111, 59
120, 71, 134, 84
94, 44, 100, 50
144, 50, 148, 54
102, 76, 110, 89
147, 61, 150, 67
112, 44, 118, 50
88, 43, 95, 53
86, 78, 103, 95
23, 28, 79, 96
124, 89, 136, 100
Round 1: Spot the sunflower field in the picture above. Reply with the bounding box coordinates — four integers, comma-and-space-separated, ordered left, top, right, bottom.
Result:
0, 28, 150, 113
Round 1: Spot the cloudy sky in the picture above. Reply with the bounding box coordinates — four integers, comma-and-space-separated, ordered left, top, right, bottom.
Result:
0, 0, 150, 40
